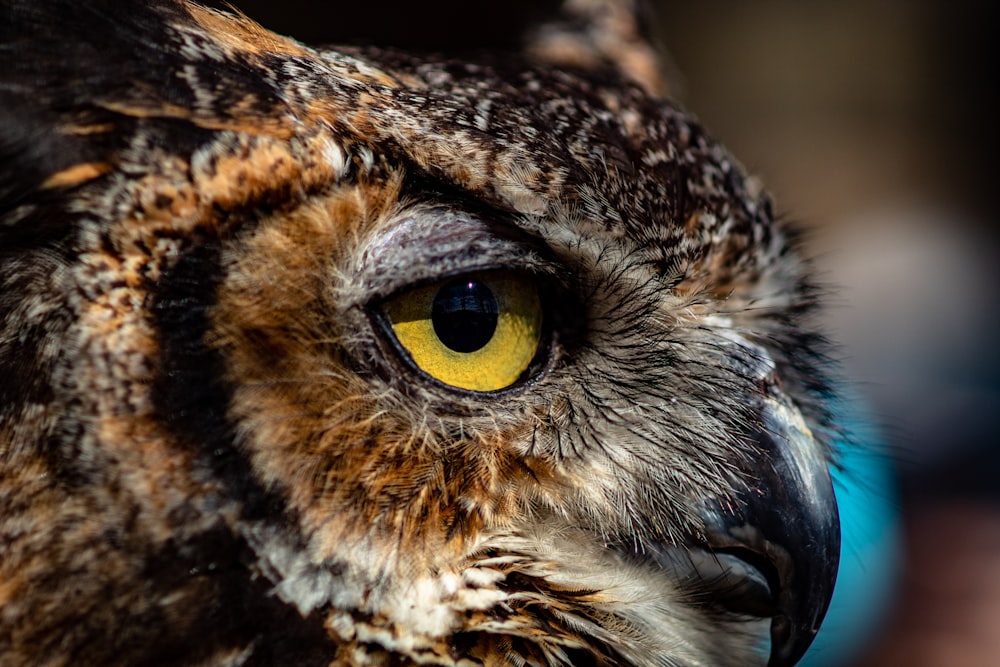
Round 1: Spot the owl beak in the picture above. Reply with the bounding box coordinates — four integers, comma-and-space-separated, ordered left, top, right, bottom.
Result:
700, 397, 841, 667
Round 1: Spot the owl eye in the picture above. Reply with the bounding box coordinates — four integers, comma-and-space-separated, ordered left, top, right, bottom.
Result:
382, 271, 543, 392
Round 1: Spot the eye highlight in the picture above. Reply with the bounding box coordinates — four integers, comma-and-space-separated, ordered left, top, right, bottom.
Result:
382, 271, 543, 392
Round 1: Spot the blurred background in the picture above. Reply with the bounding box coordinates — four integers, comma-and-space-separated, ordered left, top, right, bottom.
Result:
655, 4, 1000, 665
216, 1, 1000, 664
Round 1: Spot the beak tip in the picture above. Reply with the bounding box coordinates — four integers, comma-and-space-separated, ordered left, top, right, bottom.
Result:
766, 520, 841, 667
767, 614, 818, 667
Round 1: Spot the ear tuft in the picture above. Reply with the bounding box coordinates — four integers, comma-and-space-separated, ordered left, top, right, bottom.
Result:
524, 0, 667, 95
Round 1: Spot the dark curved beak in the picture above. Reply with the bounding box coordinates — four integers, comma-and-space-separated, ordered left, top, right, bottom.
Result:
700, 396, 841, 667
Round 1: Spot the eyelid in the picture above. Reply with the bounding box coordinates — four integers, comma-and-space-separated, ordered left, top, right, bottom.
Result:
349, 202, 572, 396
354, 204, 557, 304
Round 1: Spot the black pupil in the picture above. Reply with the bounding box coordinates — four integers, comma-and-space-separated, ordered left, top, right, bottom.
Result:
432, 279, 499, 353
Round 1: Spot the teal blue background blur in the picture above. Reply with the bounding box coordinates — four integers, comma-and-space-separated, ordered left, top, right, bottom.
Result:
802, 400, 901, 666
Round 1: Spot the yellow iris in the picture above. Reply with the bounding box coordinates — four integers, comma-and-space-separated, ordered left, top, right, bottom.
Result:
383, 271, 542, 392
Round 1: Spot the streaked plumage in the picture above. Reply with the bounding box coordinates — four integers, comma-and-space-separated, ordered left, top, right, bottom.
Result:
0, 1, 840, 665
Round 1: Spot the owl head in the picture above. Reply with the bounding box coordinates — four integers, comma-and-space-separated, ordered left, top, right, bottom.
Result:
0, 1, 838, 665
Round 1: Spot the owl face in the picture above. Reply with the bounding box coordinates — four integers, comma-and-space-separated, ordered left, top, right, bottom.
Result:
0, 1, 839, 666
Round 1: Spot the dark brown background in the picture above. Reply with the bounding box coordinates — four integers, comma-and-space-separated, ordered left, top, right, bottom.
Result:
213, 2, 1000, 664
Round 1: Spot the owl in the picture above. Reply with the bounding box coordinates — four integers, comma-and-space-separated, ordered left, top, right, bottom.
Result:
0, 1, 840, 666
